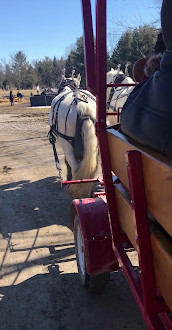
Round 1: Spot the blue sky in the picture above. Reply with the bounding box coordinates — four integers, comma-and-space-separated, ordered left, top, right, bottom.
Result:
0, 0, 160, 64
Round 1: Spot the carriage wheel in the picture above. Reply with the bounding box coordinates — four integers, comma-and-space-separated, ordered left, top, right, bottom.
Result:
74, 216, 110, 293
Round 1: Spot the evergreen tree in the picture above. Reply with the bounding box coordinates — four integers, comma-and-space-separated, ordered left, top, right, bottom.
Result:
3, 64, 13, 89
111, 25, 159, 76
24, 65, 35, 89
53, 56, 66, 87
0, 64, 4, 88
65, 37, 86, 87
11, 51, 30, 89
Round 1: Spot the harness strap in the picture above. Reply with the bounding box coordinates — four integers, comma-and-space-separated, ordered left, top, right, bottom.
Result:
48, 127, 62, 178
107, 73, 128, 111
79, 90, 96, 102
113, 73, 126, 84
76, 96, 88, 103
54, 96, 65, 132
113, 86, 132, 112
65, 99, 75, 132
107, 74, 125, 109
107, 87, 115, 108
48, 125, 74, 178
50, 125, 74, 144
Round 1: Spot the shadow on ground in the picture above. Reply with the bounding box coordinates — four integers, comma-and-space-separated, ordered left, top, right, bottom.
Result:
0, 177, 146, 330
0, 176, 73, 234
0, 245, 146, 330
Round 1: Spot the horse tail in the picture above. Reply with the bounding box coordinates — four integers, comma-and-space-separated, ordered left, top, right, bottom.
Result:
67, 116, 98, 198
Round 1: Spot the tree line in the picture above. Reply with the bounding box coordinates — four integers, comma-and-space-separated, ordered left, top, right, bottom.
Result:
0, 25, 159, 90
0, 52, 66, 90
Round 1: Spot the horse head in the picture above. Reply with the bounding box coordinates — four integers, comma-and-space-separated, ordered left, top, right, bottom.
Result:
71, 72, 81, 88
106, 67, 126, 109
58, 72, 81, 94
106, 67, 126, 84
106, 65, 136, 125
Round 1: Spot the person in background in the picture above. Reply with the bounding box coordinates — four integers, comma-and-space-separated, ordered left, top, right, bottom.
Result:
120, 0, 172, 157
36, 84, 39, 94
17, 90, 23, 101
9, 91, 14, 106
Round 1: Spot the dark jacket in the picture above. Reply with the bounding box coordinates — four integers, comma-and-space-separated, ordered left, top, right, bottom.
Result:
120, 51, 172, 157
10, 91, 13, 101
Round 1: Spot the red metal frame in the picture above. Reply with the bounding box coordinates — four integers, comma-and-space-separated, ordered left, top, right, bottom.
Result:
81, 0, 96, 95
62, 178, 104, 186
80, 0, 172, 329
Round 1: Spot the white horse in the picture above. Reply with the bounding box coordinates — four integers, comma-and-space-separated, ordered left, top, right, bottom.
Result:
106, 66, 136, 125
49, 73, 98, 199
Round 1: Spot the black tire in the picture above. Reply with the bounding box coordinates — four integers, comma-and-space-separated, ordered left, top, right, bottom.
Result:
74, 216, 110, 293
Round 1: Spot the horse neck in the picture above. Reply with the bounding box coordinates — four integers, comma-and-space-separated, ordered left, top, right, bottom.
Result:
60, 85, 73, 95
122, 76, 134, 84
107, 70, 117, 84
108, 69, 126, 82
106, 73, 134, 105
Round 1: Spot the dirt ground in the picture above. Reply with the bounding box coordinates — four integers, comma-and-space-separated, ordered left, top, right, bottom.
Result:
0, 97, 146, 330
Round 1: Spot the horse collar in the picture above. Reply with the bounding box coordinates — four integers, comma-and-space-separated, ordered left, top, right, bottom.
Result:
113, 73, 126, 84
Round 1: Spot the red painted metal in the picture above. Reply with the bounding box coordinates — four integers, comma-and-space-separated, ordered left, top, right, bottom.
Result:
107, 83, 137, 87
95, 0, 123, 244
70, 197, 119, 274
161, 313, 172, 329
62, 178, 104, 185
81, 0, 96, 95
78, 0, 172, 328
106, 108, 122, 122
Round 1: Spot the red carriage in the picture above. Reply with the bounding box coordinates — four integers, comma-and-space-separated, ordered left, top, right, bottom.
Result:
65, 1, 172, 328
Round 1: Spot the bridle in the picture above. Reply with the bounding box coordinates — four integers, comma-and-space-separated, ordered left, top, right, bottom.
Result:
57, 78, 77, 95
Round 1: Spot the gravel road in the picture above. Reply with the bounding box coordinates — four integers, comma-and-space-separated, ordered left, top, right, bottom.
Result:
0, 100, 146, 330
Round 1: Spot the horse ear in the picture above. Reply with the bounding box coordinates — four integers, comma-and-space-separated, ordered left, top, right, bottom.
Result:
71, 69, 75, 80
76, 73, 81, 87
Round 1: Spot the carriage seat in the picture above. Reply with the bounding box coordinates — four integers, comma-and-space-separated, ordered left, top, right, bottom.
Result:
107, 126, 172, 311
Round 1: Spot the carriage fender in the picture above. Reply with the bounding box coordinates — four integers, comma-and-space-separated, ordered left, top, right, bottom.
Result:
70, 197, 119, 275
